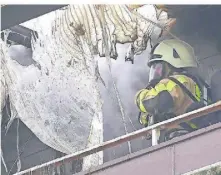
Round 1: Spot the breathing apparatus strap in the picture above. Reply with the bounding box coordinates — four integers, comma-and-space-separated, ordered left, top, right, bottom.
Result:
146, 73, 206, 103
167, 77, 199, 102
179, 72, 211, 105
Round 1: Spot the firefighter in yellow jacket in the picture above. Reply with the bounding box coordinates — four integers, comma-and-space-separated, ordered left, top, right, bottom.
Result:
135, 39, 211, 139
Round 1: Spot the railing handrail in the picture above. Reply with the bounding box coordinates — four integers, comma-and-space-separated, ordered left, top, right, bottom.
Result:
14, 101, 221, 175
183, 161, 221, 175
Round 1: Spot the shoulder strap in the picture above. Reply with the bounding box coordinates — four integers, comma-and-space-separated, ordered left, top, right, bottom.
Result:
179, 72, 211, 104
181, 72, 210, 89
167, 77, 199, 102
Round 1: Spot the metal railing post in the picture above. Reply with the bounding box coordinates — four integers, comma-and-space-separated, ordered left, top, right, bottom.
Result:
151, 128, 159, 145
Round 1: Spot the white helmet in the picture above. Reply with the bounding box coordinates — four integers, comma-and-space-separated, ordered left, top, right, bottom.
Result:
148, 39, 198, 68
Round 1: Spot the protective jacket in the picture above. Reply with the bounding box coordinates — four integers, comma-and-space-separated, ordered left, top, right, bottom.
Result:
136, 73, 210, 130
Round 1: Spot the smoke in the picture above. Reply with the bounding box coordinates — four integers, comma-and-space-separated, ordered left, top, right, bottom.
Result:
3, 38, 153, 167
98, 43, 150, 130
3, 6, 221, 170
2, 5, 163, 169
8, 45, 34, 66
97, 6, 221, 159
96, 43, 155, 162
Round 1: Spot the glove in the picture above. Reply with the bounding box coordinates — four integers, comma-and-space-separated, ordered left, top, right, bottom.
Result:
138, 112, 151, 127
138, 112, 153, 140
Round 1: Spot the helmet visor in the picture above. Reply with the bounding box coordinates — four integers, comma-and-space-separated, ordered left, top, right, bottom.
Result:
149, 62, 165, 81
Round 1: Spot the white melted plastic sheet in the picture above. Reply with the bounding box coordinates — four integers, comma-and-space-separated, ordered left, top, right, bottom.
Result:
1, 45, 8, 172
1, 4, 171, 170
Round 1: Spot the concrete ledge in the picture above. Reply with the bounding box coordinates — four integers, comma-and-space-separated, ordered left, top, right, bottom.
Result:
78, 122, 221, 175
183, 161, 221, 175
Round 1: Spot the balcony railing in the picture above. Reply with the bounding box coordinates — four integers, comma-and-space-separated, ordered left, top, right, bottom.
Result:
14, 101, 221, 175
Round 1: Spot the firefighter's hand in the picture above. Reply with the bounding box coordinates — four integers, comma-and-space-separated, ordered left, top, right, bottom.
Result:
138, 112, 151, 127
138, 112, 153, 140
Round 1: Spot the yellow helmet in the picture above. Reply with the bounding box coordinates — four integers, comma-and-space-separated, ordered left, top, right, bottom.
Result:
148, 39, 198, 68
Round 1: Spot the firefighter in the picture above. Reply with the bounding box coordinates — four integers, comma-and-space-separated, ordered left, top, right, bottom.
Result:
135, 39, 211, 140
